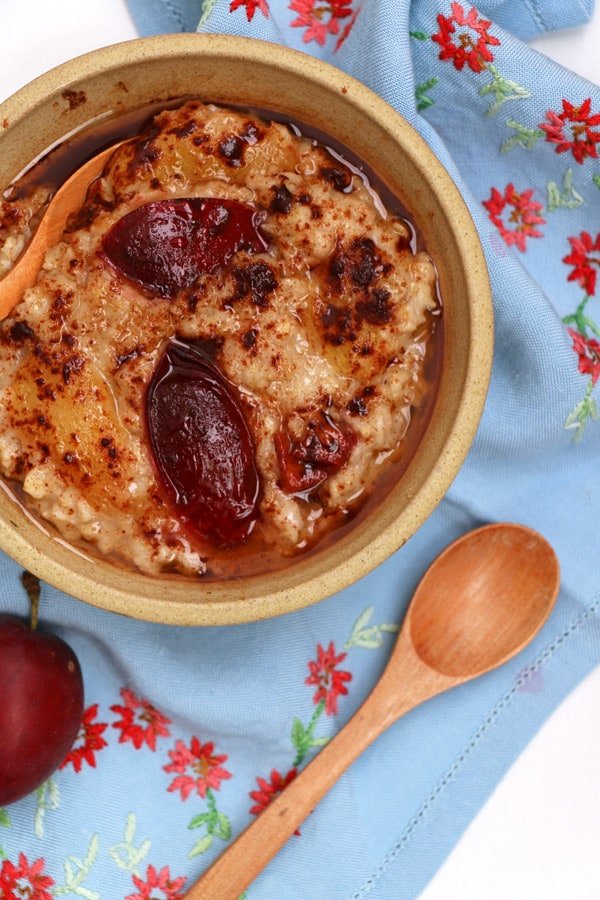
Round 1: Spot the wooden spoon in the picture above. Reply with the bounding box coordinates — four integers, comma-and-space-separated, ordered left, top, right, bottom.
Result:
186, 522, 559, 900
0, 142, 124, 320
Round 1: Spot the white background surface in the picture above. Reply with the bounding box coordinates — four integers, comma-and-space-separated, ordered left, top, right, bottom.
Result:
2, 3, 599, 898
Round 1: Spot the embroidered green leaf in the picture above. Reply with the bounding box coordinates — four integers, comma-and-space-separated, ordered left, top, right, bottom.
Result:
0, 807, 8, 858
345, 606, 400, 650
415, 77, 439, 112
349, 605, 374, 636
109, 813, 150, 876
189, 833, 214, 858
215, 812, 232, 841
292, 700, 326, 766
310, 736, 329, 747
54, 834, 100, 898
547, 169, 584, 212
593, 174, 600, 189
189, 812, 213, 830
500, 118, 544, 153
34, 776, 60, 839
479, 66, 531, 117
198, 0, 218, 27
562, 296, 598, 337
565, 381, 598, 441
380, 623, 400, 634
291, 717, 308, 754
409, 30, 429, 40
350, 625, 384, 649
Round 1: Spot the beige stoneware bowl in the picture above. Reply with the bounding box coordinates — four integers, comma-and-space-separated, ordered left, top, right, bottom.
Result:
0, 34, 493, 625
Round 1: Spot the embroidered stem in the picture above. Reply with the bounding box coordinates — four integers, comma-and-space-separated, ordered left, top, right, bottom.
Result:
563, 295, 593, 335
292, 699, 326, 767
109, 812, 151, 876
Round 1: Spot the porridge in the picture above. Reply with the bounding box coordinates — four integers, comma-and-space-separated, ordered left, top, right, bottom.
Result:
0, 101, 440, 577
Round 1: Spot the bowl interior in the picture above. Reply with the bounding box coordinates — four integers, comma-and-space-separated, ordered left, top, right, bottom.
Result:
0, 34, 492, 625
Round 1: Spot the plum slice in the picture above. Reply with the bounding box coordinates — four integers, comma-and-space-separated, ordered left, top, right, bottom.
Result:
146, 339, 260, 546
275, 411, 356, 494
102, 198, 267, 297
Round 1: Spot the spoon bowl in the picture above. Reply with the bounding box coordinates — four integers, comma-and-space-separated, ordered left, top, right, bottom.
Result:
187, 523, 559, 899
408, 522, 559, 678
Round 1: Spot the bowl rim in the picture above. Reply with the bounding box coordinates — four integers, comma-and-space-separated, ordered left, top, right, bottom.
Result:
0, 33, 493, 626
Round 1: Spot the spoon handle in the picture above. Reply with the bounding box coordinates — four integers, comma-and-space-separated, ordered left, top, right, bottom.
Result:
185, 643, 449, 900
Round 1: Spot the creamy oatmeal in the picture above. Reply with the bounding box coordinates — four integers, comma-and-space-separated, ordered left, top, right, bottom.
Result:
0, 101, 440, 577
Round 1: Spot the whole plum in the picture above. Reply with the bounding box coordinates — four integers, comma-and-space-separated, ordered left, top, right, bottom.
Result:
0, 576, 83, 805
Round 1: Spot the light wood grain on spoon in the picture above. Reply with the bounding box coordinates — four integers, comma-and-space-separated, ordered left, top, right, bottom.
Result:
185, 523, 559, 900
0, 143, 124, 320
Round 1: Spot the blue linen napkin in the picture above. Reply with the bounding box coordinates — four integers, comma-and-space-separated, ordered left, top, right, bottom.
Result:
1, 1, 600, 898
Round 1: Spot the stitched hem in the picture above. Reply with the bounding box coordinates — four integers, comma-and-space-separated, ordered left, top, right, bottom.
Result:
164, 0, 186, 31
523, 0, 548, 33
351, 596, 600, 899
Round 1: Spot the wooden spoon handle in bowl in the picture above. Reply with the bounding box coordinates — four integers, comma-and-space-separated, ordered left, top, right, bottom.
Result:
185, 636, 455, 900
0, 142, 124, 320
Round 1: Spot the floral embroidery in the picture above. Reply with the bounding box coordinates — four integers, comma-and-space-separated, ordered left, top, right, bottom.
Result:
60, 704, 108, 773
500, 119, 544, 154
164, 737, 231, 800
334, 5, 361, 52
290, 0, 354, 47
111, 687, 172, 751
125, 864, 186, 900
562, 232, 600, 438
0, 808, 10, 859
34, 777, 60, 840
483, 183, 545, 252
563, 231, 600, 296
539, 99, 600, 165
415, 77, 439, 111
305, 641, 352, 715
478, 65, 530, 118
0, 853, 54, 900
229, 0, 270, 20
246, 607, 397, 836
432, 3, 500, 74
164, 738, 233, 858
249, 768, 300, 834
53, 835, 99, 900
568, 329, 600, 385
110, 813, 151, 875
546, 169, 584, 212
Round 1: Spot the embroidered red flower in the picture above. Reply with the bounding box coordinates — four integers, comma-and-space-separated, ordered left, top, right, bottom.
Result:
249, 768, 300, 832
60, 703, 108, 773
482, 183, 545, 252
0, 853, 54, 900
563, 231, 600, 296
125, 864, 186, 900
111, 687, 172, 751
229, 0, 269, 21
568, 328, 600, 385
432, 2, 500, 74
290, 0, 354, 46
334, 5, 360, 52
164, 737, 231, 800
305, 641, 352, 715
539, 98, 600, 165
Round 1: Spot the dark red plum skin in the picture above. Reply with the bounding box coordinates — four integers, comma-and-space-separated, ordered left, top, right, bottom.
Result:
102, 198, 267, 297
0, 615, 84, 805
146, 339, 261, 547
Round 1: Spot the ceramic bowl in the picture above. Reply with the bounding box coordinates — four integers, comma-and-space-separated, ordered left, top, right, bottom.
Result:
0, 34, 493, 625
